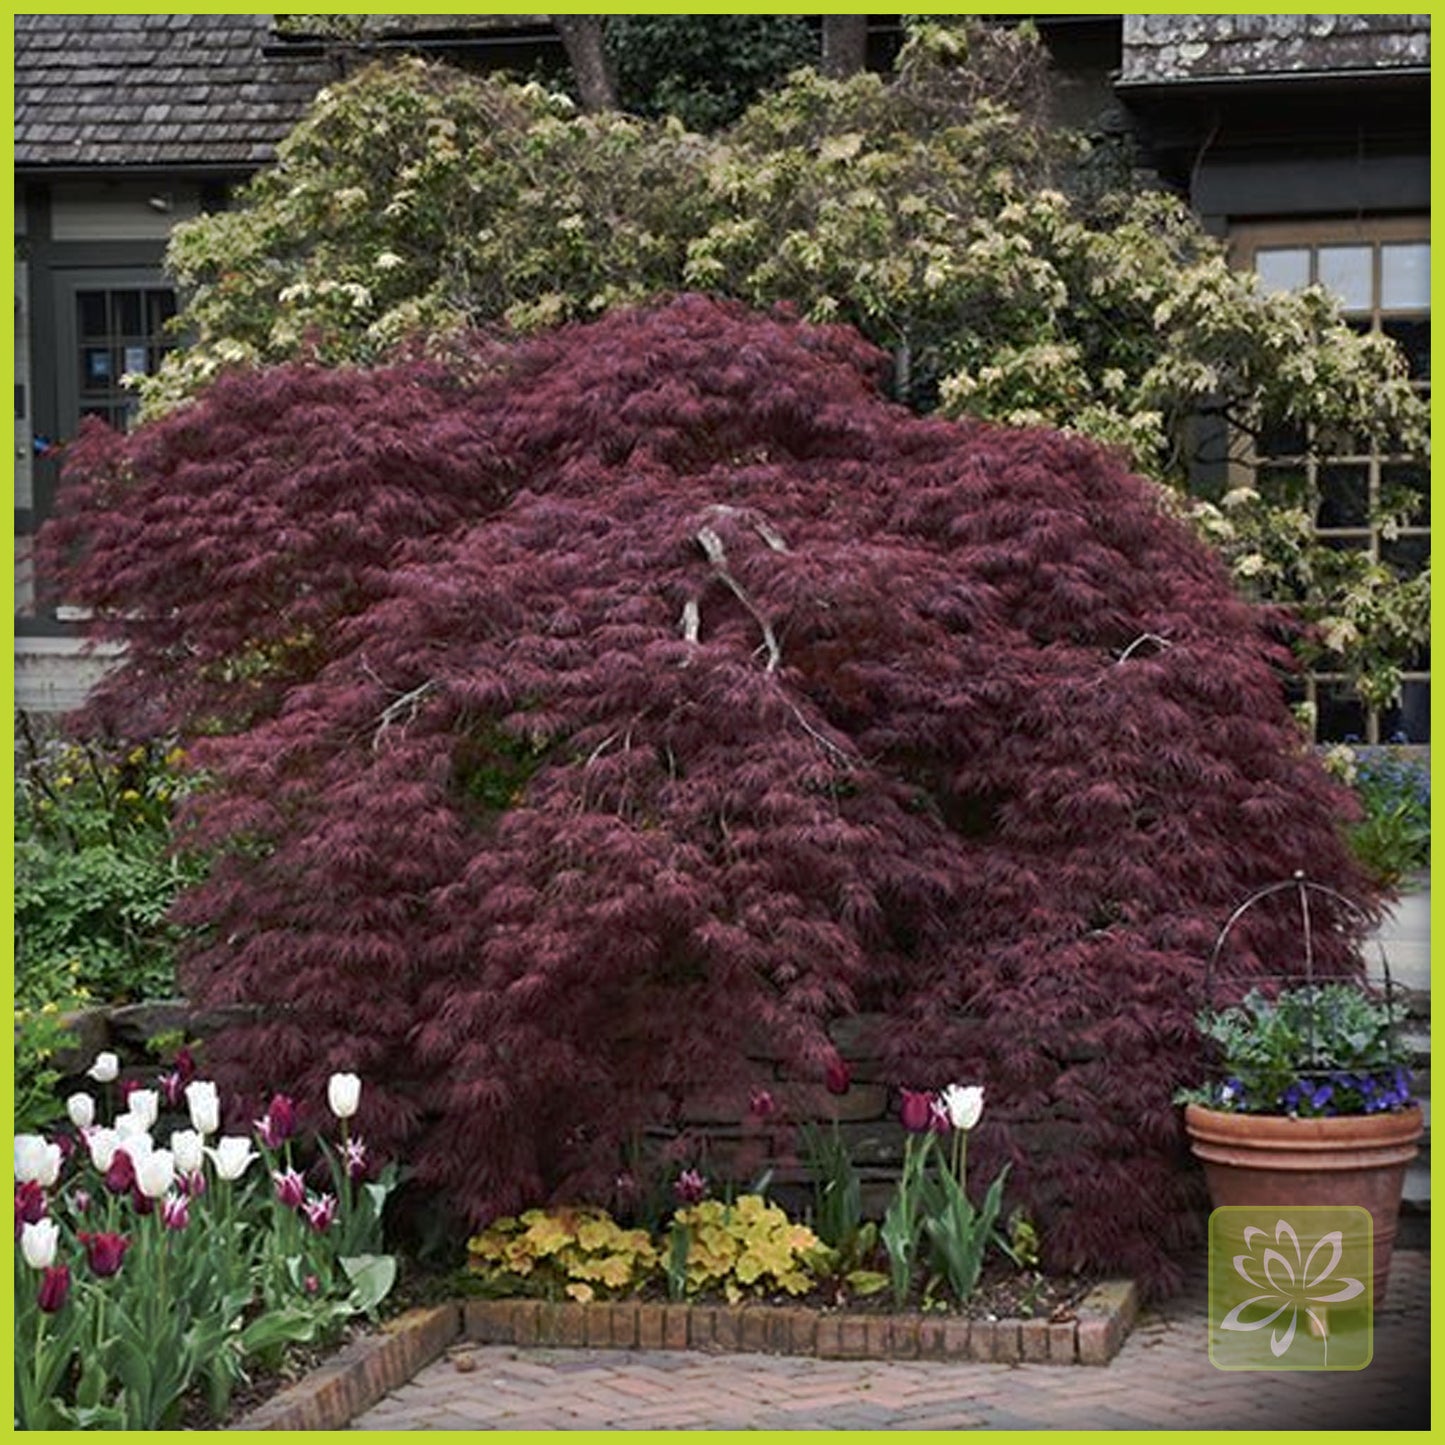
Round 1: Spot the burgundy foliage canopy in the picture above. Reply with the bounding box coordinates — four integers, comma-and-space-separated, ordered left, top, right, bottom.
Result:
47, 297, 1376, 1291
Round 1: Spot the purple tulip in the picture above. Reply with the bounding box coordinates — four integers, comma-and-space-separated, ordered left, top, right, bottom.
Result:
674, 1169, 707, 1205
37, 1264, 70, 1313
343, 1137, 368, 1181
899, 1089, 934, 1134
103, 1149, 136, 1195
14, 1180, 47, 1236
273, 1168, 307, 1209
303, 1193, 337, 1233
748, 1088, 777, 1120
78, 1231, 130, 1278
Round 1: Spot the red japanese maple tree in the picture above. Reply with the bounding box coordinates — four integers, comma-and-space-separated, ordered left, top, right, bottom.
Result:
46, 297, 1375, 1291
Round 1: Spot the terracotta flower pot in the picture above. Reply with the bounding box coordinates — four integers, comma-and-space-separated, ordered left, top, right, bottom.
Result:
1184, 1102, 1423, 1305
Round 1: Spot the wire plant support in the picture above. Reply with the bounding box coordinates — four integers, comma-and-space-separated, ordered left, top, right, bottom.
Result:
1204, 871, 1403, 1076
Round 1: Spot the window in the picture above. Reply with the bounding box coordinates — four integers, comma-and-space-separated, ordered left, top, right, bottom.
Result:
72, 284, 177, 431
1231, 218, 1430, 744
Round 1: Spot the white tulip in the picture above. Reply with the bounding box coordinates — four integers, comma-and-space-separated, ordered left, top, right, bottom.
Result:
37, 1142, 62, 1187
135, 1148, 176, 1200
112, 1114, 154, 1157
327, 1072, 362, 1120
113, 1109, 146, 1136
87, 1051, 120, 1084
206, 1136, 257, 1181
20, 1218, 60, 1270
66, 1092, 96, 1130
15, 1133, 60, 1186
127, 1089, 159, 1130
940, 1083, 985, 1132
185, 1080, 221, 1136
170, 1129, 205, 1175
87, 1126, 121, 1172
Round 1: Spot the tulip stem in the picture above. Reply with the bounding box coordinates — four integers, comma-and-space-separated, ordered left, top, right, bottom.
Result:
340, 1120, 354, 1241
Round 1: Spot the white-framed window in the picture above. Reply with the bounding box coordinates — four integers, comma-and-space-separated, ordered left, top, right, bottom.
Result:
1231, 217, 1430, 744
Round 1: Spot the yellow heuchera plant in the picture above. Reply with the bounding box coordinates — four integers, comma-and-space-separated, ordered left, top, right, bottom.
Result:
672, 1195, 824, 1304
466, 1206, 659, 1303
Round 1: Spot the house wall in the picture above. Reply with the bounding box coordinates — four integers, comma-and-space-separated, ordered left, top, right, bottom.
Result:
16, 189, 34, 616
15, 179, 189, 714
49, 180, 200, 243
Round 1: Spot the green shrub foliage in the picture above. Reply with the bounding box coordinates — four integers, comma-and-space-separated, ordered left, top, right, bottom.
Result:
47, 297, 1380, 1293
140, 24, 1428, 711
15, 722, 201, 1009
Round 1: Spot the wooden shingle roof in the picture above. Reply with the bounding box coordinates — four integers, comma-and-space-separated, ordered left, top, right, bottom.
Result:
1119, 14, 1430, 85
15, 13, 336, 170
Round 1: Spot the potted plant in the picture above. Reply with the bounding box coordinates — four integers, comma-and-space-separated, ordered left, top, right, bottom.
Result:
1180, 979, 1422, 1305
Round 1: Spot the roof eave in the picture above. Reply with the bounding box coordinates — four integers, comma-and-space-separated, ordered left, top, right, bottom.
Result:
1115, 64, 1430, 97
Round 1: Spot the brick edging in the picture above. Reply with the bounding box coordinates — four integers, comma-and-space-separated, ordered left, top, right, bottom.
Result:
463, 1279, 1138, 1367
234, 1281, 1136, 1429
233, 1304, 461, 1431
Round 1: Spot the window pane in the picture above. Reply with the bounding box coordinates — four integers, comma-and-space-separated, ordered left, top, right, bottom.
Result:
147, 289, 178, 331
1317, 463, 1369, 528
77, 291, 107, 338
112, 290, 143, 336
1380, 461, 1429, 514
1381, 242, 1429, 311
1380, 318, 1430, 382
1257, 419, 1308, 458
83, 347, 112, 384
1255, 463, 1310, 507
1255, 247, 1311, 293
1315, 680, 1368, 742
1320, 533, 1371, 553
1382, 681, 1430, 744
1318, 245, 1373, 312
1381, 535, 1430, 577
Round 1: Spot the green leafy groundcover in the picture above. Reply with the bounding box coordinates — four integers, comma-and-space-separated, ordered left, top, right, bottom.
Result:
15, 724, 204, 1012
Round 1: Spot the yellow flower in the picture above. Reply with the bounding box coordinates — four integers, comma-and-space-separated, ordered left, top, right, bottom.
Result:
120, 789, 141, 802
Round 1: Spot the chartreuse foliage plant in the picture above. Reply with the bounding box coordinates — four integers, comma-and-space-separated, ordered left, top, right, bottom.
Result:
466, 1196, 828, 1307
466, 1206, 660, 1302
137, 20, 1427, 709
671, 1195, 824, 1303
47, 296, 1379, 1294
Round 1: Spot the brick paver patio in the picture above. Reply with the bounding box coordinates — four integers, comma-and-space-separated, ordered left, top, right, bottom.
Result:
352, 1248, 1429, 1430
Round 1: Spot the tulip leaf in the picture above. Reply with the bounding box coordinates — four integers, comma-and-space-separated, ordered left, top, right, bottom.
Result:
341, 1252, 398, 1314
845, 1269, 890, 1296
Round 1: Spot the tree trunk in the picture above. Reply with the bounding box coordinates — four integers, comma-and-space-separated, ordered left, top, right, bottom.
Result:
553, 16, 617, 111
821, 15, 869, 78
